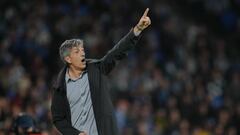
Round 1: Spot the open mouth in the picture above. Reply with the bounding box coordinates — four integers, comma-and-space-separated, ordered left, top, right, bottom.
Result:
81, 58, 85, 62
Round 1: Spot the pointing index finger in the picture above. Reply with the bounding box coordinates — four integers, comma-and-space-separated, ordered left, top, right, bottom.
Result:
143, 8, 149, 17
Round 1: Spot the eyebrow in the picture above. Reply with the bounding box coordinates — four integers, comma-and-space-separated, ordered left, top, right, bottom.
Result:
73, 46, 83, 51
72, 47, 79, 51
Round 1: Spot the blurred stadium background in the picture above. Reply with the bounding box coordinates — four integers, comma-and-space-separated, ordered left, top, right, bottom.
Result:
0, 0, 239, 135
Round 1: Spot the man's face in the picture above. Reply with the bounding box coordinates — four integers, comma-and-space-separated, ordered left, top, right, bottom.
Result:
65, 45, 86, 70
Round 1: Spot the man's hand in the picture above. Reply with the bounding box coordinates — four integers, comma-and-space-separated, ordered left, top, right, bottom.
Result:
79, 132, 87, 135
134, 8, 151, 35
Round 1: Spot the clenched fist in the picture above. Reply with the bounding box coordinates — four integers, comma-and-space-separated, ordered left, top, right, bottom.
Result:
134, 8, 151, 35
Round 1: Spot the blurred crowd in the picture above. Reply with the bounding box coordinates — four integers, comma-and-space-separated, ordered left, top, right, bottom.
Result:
0, 0, 239, 135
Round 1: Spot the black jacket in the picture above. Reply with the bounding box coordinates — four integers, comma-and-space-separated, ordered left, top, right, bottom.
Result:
51, 29, 140, 135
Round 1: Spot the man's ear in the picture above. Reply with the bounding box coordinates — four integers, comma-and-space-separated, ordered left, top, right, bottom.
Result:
64, 56, 71, 64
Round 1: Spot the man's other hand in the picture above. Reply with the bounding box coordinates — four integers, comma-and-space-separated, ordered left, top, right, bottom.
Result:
79, 132, 87, 135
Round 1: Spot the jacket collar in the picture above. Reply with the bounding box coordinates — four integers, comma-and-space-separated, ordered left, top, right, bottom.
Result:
52, 65, 67, 92
52, 59, 94, 92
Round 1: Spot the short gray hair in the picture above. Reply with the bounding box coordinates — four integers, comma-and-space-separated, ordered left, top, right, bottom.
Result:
59, 39, 83, 64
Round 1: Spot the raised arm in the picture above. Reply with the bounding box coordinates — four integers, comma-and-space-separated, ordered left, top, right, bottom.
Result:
98, 8, 151, 75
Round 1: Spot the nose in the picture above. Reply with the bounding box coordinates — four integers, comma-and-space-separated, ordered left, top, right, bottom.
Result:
80, 48, 85, 56
82, 51, 85, 56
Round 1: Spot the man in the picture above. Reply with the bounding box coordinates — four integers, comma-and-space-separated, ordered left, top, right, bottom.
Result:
51, 8, 151, 135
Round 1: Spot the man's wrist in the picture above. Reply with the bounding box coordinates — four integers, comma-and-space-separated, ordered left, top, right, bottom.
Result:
133, 25, 142, 36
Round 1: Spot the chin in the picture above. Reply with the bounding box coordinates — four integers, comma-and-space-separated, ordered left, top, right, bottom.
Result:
71, 64, 86, 71
81, 64, 86, 69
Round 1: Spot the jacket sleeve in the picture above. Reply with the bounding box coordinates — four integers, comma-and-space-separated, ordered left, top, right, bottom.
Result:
51, 90, 82, 135
98, 28, 141, 75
